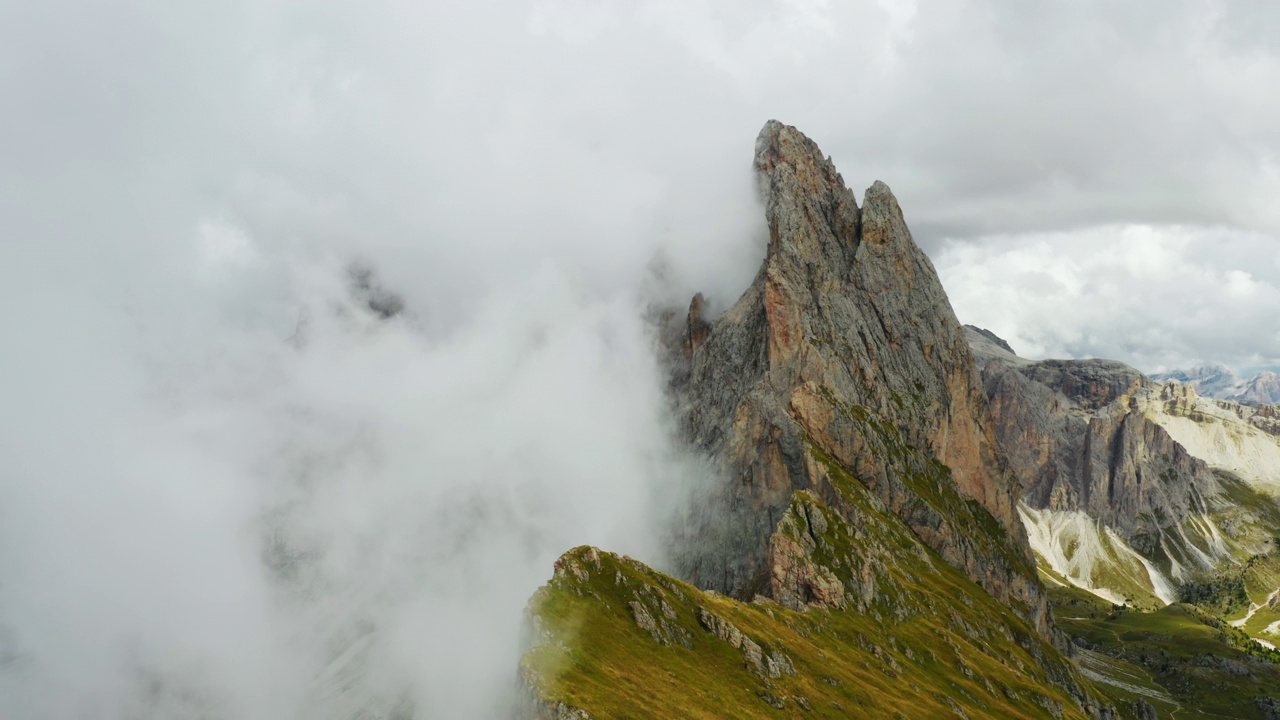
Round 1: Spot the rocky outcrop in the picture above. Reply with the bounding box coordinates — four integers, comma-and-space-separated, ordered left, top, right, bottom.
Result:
516, 122, 1131, 719
696, 607, 795, 678
666, 120, 1048, 637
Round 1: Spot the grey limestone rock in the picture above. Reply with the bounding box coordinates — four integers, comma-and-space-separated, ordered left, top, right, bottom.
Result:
667, 120, 1049, 638
965, 326, 1272, 578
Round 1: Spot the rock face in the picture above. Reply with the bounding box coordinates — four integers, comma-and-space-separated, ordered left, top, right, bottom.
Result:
517, 122, 1131, 720
968, 326, 1280, 606
972, 334, 1214, 543
667, 120, 1047, 636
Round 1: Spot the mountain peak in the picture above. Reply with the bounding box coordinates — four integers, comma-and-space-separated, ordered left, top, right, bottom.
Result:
672, 120, 1047, 638
753, 120, 861, 266
860, 179, 909, 247
1152, 363, 1280, 406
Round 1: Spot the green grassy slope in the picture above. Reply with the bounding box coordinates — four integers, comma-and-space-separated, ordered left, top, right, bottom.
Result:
1051, 585, 1280, 719
1192, 550, 1280, 647
523, 542, 1094, 719
521, 433, 1111, 719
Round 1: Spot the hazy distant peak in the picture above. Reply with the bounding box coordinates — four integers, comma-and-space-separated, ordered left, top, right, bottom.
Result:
1151, 363, 1280, 407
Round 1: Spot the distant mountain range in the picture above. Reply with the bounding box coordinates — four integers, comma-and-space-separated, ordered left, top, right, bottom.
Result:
1152, 364, 1280, 407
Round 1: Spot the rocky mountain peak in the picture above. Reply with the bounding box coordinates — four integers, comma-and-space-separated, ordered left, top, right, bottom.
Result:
670, 120, 1047, 638
1241, 371, 1280, 406
753, 121, 859, 248
751, 121, 912, 280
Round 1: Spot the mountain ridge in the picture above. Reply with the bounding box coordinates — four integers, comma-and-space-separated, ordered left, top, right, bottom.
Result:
518, 121, 1124, 718
515, 120, 1280, 719
967, 325, 1280, 618
665, 119, 1043, 632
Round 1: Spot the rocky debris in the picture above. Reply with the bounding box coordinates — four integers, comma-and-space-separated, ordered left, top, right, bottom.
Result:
529, 700, 592, 720
627, 586, 693, 648
522, 607, 569, 655
1257, 696, 1280, 720
1130, 700, 1158, 720
756, 690, 786, 709
766, 649, 796, 678
1254, 406, 1280, 437
767, 497, 848, 610
518, 663, 594, 720
553, 546, 601, 583
1196, 653, 1251, 677
668, 119, 1047, 639
629, 601, 661, 640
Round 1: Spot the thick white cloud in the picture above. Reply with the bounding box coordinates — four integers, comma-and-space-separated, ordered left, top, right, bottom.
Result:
2, 1, 1280, 717
936, 226, 1280, 372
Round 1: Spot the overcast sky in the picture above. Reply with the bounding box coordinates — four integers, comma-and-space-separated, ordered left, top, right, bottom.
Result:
3, 1, 1280, 718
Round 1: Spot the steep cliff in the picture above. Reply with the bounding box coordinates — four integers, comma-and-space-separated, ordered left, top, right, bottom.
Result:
666, 119, 1047, 637
969, 327, 1280, 610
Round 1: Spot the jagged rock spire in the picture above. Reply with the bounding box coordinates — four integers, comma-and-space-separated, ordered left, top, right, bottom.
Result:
671, 120, 1048, 638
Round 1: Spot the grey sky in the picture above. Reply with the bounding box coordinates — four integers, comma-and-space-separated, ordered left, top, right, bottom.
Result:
2, 1, 1279, 717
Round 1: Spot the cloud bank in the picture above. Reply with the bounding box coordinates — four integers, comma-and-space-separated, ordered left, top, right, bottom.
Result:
935, 226, 1280, 372
3, 1, 1280, 717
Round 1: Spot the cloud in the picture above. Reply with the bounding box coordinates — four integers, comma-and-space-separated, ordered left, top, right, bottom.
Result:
3, 0, 1280, 717
935, 225, 1280, 372
0, 236, 710, 718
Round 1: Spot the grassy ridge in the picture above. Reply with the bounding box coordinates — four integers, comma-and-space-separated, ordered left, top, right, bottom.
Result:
520, 397, 1120, 717
522, 442, 1106, 719
523, 543, 1092, 719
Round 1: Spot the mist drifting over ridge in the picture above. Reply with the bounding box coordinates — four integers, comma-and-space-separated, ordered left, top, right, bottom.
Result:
1, 206, 737, 717
4, 1, 1280, 717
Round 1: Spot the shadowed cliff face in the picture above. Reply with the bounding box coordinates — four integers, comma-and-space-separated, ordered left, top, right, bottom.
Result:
666, 120, 1048, 637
